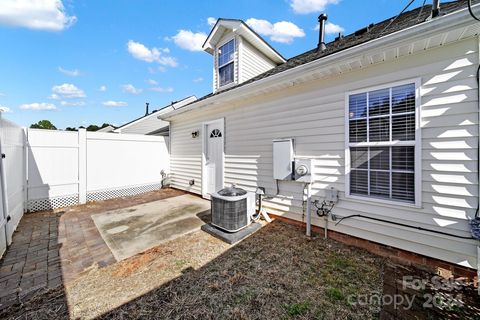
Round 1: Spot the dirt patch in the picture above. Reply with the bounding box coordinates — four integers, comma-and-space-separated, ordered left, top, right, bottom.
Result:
111, 246, 174, 278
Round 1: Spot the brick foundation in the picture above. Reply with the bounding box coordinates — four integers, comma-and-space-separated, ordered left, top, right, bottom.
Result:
271, 214, 478, 282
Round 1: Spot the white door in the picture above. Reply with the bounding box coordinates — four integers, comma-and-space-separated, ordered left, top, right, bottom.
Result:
203, 119, 224, 198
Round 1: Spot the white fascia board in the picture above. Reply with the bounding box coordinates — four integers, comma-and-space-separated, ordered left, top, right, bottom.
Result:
117, 96, 197, 132
163, 5, 479, 120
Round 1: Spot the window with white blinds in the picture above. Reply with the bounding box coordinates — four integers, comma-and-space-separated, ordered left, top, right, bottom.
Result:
347, 82, 417, 204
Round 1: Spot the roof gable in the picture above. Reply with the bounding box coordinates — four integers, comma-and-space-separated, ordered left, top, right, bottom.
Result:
203, 18, 286, 64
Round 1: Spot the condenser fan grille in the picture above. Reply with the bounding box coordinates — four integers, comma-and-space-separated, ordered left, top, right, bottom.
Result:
211, 198, 248, 232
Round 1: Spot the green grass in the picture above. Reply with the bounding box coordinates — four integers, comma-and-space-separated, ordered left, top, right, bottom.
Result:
285, 302, 310, 317
326, 287, 344, 301
332, 257, 350, 269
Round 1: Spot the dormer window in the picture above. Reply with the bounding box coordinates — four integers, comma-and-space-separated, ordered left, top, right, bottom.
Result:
203, 19, 285, 92
218, 39, 235, 87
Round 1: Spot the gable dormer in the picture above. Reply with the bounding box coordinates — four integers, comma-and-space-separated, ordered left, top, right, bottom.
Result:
203, 18, 286, 93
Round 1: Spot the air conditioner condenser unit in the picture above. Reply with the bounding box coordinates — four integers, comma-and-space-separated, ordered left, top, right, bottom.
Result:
210, 185, 255, 233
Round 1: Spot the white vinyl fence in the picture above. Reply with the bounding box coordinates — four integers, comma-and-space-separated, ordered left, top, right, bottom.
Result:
26, 128, 170, 212
0, 116, 27, 257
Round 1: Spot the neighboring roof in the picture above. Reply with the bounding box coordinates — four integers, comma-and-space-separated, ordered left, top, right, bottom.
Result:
203, 18, 286, 64
97, 125, 115, 132
114, 95, 197, 132
184, 0, 478, 108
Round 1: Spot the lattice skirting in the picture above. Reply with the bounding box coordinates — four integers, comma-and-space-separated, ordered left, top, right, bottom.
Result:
86, 183, 162, 202
27, 183, 162, 212
27, 194, 79, 212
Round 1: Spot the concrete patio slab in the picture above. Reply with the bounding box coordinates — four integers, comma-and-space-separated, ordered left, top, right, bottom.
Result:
92, 194, 211, 261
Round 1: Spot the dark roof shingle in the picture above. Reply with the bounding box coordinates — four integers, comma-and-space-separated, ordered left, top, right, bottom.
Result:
191, 1, 474, 105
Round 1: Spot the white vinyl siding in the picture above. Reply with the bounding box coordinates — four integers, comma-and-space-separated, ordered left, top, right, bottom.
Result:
346, 80, 420, 206
169, 36, 479, 268
239, 38, 277, 83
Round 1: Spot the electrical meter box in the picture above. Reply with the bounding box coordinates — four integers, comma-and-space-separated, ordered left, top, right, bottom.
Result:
273, 139, 294, 180
293, 158, 313, 183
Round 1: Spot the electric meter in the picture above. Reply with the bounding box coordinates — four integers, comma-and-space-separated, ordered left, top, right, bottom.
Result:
293, 158, 313, 183
296, 164, 309, 176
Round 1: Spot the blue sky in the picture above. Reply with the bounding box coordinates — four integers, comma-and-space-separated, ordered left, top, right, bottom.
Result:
0, 0, 435, 129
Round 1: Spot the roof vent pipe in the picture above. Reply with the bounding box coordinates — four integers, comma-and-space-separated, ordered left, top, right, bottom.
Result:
317, 13, 328, 52
432, 0, 440, 18
145, 102, 149, 116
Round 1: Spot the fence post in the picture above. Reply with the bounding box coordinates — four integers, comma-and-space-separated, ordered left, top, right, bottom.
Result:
23, 128, 28, 212
78, 128, 87, 204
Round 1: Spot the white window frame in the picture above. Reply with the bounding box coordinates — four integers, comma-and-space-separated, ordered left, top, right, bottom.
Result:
217, 37, 236, 88
344, 78, 422, 208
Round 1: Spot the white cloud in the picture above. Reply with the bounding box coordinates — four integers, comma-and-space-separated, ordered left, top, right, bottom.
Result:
246, 18, 305, 44
20, 102, 57, 110
127, 40, 177, 67
0, 0, 77, 31
52, 83, 86, 99
60, 100, 85, 106
148, 66, 166, 74
58, 66, 80, 77
99, 85, 107, 92
325, 22, 344, 34
207, 17, 217, 26
0, 105, 11, 113
121, 84, 142, 95
49, 93, 60, 100
103, 101, 128, 107
149, 87, 174, 93
146, 79, 158, 85
193, 77, 204, 83
172, 30, 207, 52
315, 22, 344, 34
290, 0, 340, 14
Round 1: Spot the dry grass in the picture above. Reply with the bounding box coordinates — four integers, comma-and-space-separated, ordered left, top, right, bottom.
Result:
0, 286, 68, 320
76, 221, 384, 319
1, 221, 385, 319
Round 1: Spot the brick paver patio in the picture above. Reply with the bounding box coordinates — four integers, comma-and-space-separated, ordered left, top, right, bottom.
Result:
0, 188, 185, 309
